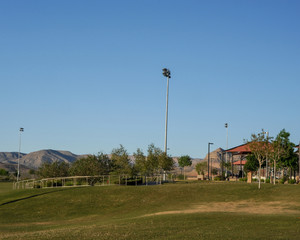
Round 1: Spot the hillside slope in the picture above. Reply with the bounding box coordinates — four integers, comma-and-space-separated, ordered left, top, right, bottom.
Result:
0, 150, 83, 170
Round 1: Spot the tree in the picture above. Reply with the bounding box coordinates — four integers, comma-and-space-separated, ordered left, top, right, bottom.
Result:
38, 161, 69, 178
211, 167, 218, 176
248, 130, 270, 189
195, 162, 207, 175
134, 144, 173, 176
178, 155, 192, 180
269, 129, 294, 184
70, 153, 111, 177
158, 152, 174, 173
110, 145, 133, 176
134, 148, 147, 175
146, 144, 162, 175
244, 154, 259, 173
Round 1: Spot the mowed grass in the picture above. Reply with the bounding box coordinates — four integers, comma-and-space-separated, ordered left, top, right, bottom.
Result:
1, 181, 300, 239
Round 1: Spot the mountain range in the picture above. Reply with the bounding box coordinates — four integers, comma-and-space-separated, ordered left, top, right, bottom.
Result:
0, 150, 85, 172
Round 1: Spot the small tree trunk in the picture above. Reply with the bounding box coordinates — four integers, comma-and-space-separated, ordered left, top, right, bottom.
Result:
258, 164, 261, 189
184, 166, 185, 180
273, 160, 276, 185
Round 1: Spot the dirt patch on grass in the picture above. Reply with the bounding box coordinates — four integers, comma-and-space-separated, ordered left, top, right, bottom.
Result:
144, 201, 300, 217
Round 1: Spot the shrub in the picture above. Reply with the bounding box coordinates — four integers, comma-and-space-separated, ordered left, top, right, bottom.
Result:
47, 181, 53, 187
280, 176, 288, 184
177, 174, 184, 180
214, 176, 222, 181
265, 178, 270, 183
0, 168, 9, 176
239, 177, 247, 182
65, 181, 73, 186
288, 179, 296, 184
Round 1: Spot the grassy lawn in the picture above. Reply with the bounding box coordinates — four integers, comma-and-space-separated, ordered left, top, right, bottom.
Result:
1, 181, 300, 239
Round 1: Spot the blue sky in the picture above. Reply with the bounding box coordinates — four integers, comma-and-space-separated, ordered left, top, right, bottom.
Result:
1, 0, 299, 158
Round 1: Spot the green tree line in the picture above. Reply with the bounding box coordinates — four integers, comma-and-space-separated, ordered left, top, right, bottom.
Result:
246, 129, 299, 188
37, 144, 174, 178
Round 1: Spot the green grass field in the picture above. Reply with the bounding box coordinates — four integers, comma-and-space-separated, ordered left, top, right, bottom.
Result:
1, 181, 300, 240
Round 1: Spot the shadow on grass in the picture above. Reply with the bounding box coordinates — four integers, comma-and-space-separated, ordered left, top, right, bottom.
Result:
0, 187, 76, 207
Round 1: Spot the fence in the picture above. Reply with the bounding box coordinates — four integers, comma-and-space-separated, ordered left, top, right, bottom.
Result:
13, 175, 165, 189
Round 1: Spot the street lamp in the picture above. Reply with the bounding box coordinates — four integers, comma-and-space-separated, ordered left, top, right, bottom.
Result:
208, 142, 214, 180
298, 142, 300, 178
17, 127, 24, 182
162, 68, 171, 154
225, 123, 228, 178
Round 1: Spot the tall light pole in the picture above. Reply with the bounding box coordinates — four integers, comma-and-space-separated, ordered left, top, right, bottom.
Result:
225, 123, 228, 178
162, 68, 171, 154
17, 127, 24, 182
298, 142, 300, 179
208, 142, 214, 180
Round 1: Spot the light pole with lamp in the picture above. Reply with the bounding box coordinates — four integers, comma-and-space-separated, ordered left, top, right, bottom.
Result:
298, 142, 300, 179
208, 142, 214, 180
162, 68, 171, 154
17, 127, 24, 182
225, 123, 228, 178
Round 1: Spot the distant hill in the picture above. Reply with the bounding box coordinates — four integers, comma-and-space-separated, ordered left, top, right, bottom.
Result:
0, 149, 85, 171
19, 150, 80, 169
0, 152, 26, 164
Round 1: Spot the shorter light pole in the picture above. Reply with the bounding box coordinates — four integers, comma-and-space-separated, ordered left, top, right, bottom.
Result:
17, 127, 24, 182
225, 123, 228, 178
208, 142, 214, 180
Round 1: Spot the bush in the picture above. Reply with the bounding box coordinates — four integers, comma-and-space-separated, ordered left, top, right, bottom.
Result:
214, 176, 222, 181
265, 178, 270, 183
34, 183, 41, 188
288, 179, 296, 184
239, 177, 247, 182
0, 169, 9, 176
280, 176, 288, 184
177, 174, 184, 180
65, 181, 73, 186
76, 181, 82, 186
47, 181, 52, 187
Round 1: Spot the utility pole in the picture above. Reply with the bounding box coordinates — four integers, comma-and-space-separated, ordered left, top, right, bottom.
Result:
225, 123, 228, 178
162, 68, 171, 182
208, 142, 213, 180
17, 127, 24, 182
265, 131, 269, 183
162, 68, 171, 154
298, 142, 300, 179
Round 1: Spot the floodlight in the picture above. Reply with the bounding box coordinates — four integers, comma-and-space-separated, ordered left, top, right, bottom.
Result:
162, 68, 171, 78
